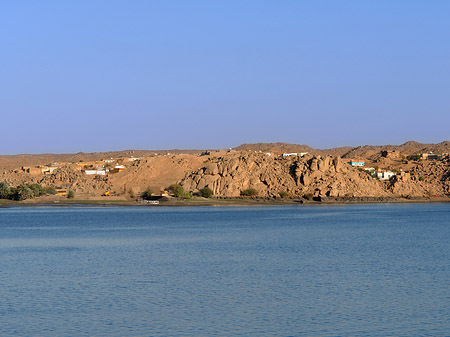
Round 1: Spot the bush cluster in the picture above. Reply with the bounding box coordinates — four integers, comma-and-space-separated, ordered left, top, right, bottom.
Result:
0, 182, 56, 201
241, 188, 258, 197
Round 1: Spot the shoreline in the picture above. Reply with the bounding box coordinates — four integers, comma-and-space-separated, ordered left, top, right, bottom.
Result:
1, 196, 450, 208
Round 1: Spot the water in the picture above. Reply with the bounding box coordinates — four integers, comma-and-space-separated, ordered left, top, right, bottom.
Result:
0, 204, 449, 336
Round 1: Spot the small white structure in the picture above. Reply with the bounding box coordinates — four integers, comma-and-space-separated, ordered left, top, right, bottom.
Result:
42, 166, 59, 174
141, 200, 159, 205
377, 171, 395, 180
350, 160, 365, 167
300, 152, 308, 157
83, 170, 106, 175
283, 153, 298, 157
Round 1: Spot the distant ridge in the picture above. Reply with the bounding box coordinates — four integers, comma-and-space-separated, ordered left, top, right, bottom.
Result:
233, 141, 450, 158
1, 141, 449, 168
233, 142, 313, 153
341, 141, 450, 159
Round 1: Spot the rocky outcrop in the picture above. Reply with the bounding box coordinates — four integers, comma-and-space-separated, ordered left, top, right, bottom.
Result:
180, 153, 388, 198
1, 148, 449, 200
387, 174, 429, 197
406, 157, 450, 196
38, 166, 110, 193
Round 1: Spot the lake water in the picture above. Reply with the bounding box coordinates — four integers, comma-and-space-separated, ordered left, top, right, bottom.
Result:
0, 204, 449, 336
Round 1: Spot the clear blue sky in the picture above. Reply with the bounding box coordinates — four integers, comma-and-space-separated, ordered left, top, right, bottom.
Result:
1, 1, 449, 154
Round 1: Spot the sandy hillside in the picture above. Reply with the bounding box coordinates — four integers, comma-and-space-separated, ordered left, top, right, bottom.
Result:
0, 141, 449, 200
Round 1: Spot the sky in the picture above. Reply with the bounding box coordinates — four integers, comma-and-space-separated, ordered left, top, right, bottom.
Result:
1, 1, 449, 154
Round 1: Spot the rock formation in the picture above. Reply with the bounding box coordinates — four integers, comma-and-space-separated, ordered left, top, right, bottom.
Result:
1, 143, 449, 200
180, 153, 388, 198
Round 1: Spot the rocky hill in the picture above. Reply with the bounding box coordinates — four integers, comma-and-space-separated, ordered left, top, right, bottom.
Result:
180, 152, 388, 198
1, 141, 449, 201
0, 149, 203, 169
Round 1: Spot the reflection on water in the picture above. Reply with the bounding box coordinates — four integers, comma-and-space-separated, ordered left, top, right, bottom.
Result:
1, 204, 449, 336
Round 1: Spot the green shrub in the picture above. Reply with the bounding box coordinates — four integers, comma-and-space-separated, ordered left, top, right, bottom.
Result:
199, 187, 213, 198
67, 190, 75, 199
28, 184, 46, 197
46, 187, 57, 195
141, 188, 153, 200
409, 154, 423, 162
241, 188, 258, 197
0, 182, 10, 199
278, 191, 289, 198
418, 176, 424, 182
303, 193, 313, 200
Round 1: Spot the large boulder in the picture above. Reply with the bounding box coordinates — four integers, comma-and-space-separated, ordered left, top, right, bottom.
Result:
301, 174, 311, 186
333, 157, 343, 172
197, 174, 219, 190
310, 158, 319, 171
204, 163, 219, 175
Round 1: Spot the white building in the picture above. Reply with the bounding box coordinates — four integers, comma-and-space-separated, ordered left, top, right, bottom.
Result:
377, 171, 395, 180
350, 160, 365, 167
83, 170, 106, 175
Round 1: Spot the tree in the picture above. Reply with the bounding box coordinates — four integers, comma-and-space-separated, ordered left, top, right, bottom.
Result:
169, 184, 186, 198
169, 184, 192, 199
0, 182, 10, 199
13, 185, 34, 201
28, 184, 45, 197
141, 188, 153, 200
46, 187, 57, 195
67, 190, 75, 199
199, 187, 213, 198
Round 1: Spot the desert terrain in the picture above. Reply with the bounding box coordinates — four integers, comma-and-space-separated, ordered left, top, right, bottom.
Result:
1, 141, 450, 204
